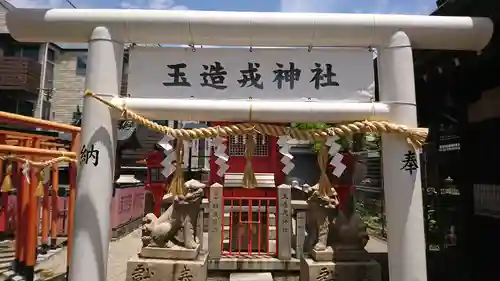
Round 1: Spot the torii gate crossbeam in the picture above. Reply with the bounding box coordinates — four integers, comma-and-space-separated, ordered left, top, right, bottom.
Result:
5, 9, 494, 50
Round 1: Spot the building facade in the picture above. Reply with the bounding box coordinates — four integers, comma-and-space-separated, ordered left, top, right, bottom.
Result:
413, 0, 500, 280
50, 47, 87, 124
0, 0, 56, 120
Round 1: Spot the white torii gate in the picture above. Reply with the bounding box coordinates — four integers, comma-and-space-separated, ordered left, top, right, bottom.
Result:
6, 9, 493, 281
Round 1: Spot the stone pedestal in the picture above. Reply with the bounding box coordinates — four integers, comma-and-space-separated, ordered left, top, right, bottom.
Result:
311, 247, 334, 261
334, 249, 370, 262
300, 258, 380, 281
140, 245, 201, 260
126, 252, 208, 281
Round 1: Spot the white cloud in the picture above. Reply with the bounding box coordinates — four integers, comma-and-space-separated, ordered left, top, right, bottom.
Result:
7, 0, 71, 8
280, 0, 337, 13
280, 0, 435, 15
120, 0, 188, 10
8, 0, 189, 10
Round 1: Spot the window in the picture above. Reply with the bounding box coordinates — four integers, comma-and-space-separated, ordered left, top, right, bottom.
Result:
0, 97, 17, 113
17, 100, 34, 117
198, 138, 208, 169
20, 45, 39, 61
47, 48, 56, 62
0, 97, 34, 117
76, 55, 87, 76
2, 45, 15, 56
4, 45, 39, 60
44, 61, 54, 90
149, 167, 167, 182
228, 135, 269, 156
41, 46, 56, 120
42, 101, 51, 120
154, 120, 170, 126
44, 46, 56, 93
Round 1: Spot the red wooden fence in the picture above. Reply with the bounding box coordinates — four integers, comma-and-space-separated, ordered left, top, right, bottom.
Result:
222, 188, 278, 258
0, 186, 147, 236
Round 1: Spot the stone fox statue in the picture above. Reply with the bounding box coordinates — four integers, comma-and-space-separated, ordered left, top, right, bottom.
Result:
304, 184, 340, 252
304, 183, 369, 253
141, 184, 204, 249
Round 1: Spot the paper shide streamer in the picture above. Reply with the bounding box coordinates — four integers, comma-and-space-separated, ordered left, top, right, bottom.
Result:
325, 136, 346, 177
278, 135, 295, 175
212, 137, 229, 177
158, 134, 176, 178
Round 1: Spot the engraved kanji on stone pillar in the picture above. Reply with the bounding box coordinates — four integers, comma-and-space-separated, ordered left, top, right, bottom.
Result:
208, 183, 223, 259
277, 184, 292, 260
295, 210, 306, 259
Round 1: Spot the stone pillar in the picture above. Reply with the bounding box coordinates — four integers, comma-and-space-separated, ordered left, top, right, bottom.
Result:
377, 31, 428, 281
70, 26, 123, 281
295, 210, 306, 260
277, 184, 292, 260
208, 183, 223, 259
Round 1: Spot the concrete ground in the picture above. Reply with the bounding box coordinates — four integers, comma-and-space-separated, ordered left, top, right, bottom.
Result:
365, 235, 388, 253
37, 229, 143, 281
37, 230, 388, 281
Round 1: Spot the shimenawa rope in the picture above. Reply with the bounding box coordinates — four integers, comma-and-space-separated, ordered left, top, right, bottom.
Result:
0, 155, 76, 168
83, 90, 428, 194
84, 91, 428, 148
0, 155, 74, 194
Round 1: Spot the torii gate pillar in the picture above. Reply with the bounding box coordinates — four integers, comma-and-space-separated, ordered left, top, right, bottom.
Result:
378, 31, 427, 281
70, 27, 123, 281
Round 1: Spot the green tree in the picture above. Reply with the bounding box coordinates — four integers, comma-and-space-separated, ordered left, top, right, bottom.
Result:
291, 123, 350, 152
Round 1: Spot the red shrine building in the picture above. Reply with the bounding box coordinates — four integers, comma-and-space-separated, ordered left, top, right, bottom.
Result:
144, 121, 357, 218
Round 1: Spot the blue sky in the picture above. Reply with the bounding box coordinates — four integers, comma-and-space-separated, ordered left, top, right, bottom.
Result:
9, 0, 438, 15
